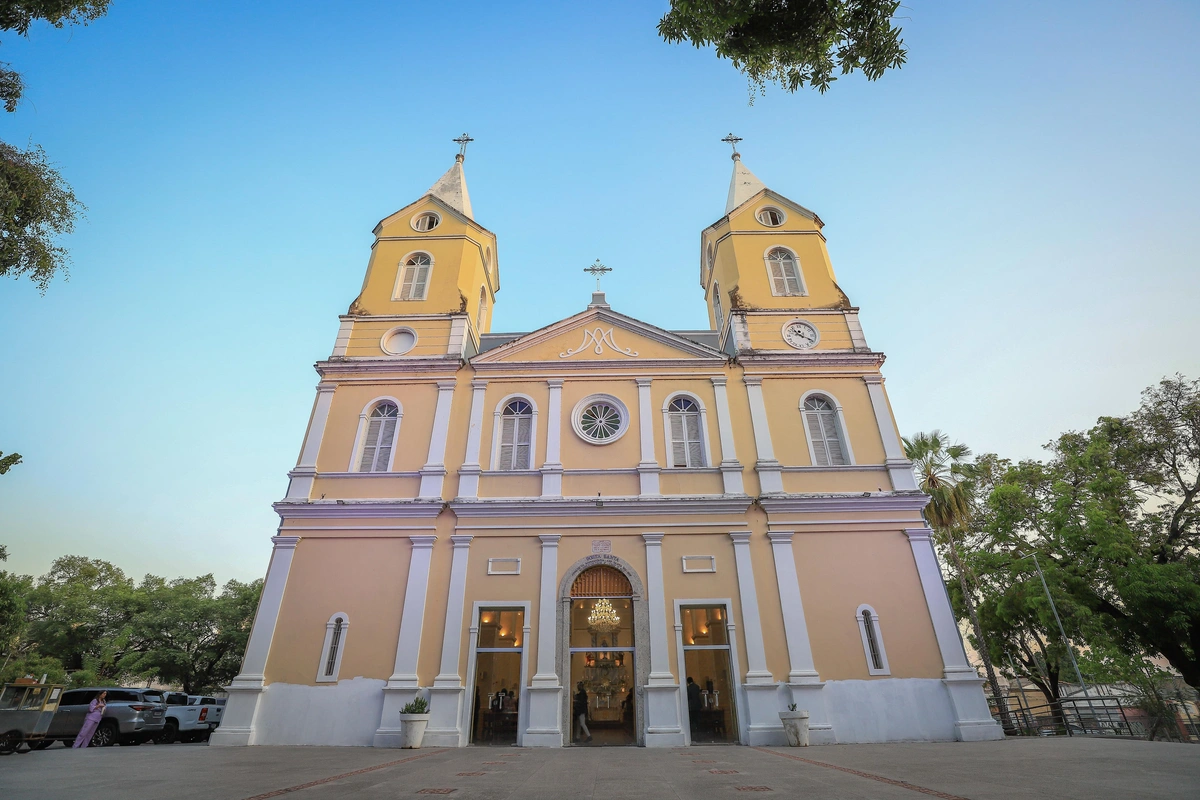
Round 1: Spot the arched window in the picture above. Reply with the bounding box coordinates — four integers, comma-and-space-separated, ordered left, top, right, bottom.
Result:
666, 396, 706, 468
477, 286, 488, 332
316, 613, 349, 682
398, 253, 432, 300
712, 282, 724, 333
358, 403, 399, 472
497, 399, 533, 470
764, 247, 804, 296
856, 605, 889, 675
802, 395, 849, 466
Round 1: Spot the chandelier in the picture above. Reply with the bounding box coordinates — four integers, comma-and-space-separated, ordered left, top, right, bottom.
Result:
587, 598, 621, 633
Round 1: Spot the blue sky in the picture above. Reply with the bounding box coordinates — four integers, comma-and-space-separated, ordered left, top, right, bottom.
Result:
2, 1, 1197, 585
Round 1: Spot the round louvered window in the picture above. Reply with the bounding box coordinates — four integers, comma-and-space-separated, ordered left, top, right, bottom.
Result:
572, 394, 629, 444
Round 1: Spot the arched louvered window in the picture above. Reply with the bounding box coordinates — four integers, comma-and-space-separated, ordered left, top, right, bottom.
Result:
358, 403, 399, 472
667, 396, 706, 468
316, 613, 349, 682
764, 247, 805, 296
398, 253, 432, 300
803, 395, 849, 466
477, 286, 488, 332
497, 399, 533, 470
856, 605, 889, 675
712, 282, 724, 333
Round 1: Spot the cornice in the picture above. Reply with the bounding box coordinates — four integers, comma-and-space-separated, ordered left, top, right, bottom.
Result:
471, 359, 729, 374
274, 499, 445, 520
449, 495, 754, 518
739, 352, 885, 369
757, 492, 929, 515
315, 358, 462, 378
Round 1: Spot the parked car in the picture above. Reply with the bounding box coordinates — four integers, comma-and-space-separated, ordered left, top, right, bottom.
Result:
44, 687, 167, 747
157, 692, 223, 743
0, 683, 66, 754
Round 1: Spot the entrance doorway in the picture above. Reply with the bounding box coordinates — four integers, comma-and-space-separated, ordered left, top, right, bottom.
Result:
568, 566, 636, 746
681, 605, 739, 744
469, 607, 525, 746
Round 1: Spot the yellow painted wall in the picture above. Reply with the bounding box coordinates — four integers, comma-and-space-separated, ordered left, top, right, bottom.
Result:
317, 382, 441, 473
761, 378, 886, 468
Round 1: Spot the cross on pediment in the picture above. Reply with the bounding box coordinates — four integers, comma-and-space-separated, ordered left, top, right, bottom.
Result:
584, 259, 611, 291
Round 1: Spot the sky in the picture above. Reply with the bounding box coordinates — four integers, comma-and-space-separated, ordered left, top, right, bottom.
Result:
1, 1, 1197, 587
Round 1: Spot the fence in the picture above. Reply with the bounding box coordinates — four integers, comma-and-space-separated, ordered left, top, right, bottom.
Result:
987, 693, 1199, 743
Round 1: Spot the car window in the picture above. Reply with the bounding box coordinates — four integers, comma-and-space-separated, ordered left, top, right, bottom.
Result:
106, 690, 139, 702
19, 686, 49, 710
165, 692, 188, 705
0, 686, 24, 710
200, 697, 216, 705
142, 690, 165, 703
60, 690, 97, 706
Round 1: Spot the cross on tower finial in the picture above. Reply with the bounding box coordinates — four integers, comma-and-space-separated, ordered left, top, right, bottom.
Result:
721, 133, 743, 160
584, 259, 612, 291
453, 133, 474, 162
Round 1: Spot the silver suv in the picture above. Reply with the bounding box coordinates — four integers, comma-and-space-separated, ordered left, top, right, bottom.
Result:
46, 687, 167, 747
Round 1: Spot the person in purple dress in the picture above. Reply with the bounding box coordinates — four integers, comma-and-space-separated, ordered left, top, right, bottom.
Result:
72, 691, 107, 748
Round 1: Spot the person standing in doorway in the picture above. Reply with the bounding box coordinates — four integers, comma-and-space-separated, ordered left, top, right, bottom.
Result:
686, 677, 701, 734
72, 691, 106, 748
573, 681, 592, 743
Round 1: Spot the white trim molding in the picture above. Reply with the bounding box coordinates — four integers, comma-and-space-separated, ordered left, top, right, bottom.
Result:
463, 600, 532, 747
486, 557, 521, 575
391, 250, 435, 301
798, 389, 856, 467
681, 555, 717, 573
541, 379, 564, 498
418, 381, 457, 499
661, 390, 713, 469
286, 384, 337, 501
348, 396, 404, 473
315, 612, 350, 683
571, 392, 631, 445
379, 326, 418, 356
743, 377, 783, 494
855, 603, 890, 676
490, 393, 540, 471
457, 380, 488, 499
762, 244, 808, 297
862, 375, 919, 491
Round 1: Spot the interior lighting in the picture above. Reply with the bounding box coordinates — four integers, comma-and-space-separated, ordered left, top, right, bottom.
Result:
587, 598, 621, 633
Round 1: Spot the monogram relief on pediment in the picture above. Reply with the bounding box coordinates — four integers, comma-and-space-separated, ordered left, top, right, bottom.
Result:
559, 327, 639, 359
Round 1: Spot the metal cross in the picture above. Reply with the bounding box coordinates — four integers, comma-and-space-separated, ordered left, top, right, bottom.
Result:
584, 259, 612, 291
721, 133, 743, 157
453, 133, 474, 159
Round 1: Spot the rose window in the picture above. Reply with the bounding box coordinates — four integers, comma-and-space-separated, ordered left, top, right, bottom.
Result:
580, 402, 622, 441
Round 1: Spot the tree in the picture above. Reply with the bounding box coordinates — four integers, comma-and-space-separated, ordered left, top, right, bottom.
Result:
0, 1, 110, 291
658, 0, 906, 95
0, 450, 19, 474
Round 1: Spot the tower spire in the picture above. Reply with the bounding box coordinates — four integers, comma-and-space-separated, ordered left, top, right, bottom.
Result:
426, 135, 474, 219
722, 134, 766, 214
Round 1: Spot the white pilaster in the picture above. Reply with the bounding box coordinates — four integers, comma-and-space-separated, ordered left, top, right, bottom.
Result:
541, 379, 563, 498
425, 534, 473, 746
331, 316, 354, 357
418, 380, 457, 499
743, 377, 783, 494
374, 535, 437, 747
845, 310, 869, 352
285, 384, 336, 500
457, 380, 488, 499
210, 535, 299, 746
767, 532, 835, 744
524, 534, 563, 746
710, 376, 745, 495
636, 378, 661, 496
642, 533, 684, 746
863, 375, 919, 491
906, 527, 1004, 741
730, 531, 785, 745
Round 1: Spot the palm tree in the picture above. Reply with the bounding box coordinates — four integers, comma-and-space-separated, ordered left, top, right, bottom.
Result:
904, 430, 1014, 734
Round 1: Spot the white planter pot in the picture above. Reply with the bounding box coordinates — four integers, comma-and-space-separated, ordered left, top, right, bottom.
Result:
398, 713, 430, 749
778, 710, 810, 747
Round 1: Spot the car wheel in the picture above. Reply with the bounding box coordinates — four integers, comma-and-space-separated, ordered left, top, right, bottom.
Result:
91, 721, 118, 748
157, 722, 178, 745
0, 730, 22, 755
32, 740, 54, 750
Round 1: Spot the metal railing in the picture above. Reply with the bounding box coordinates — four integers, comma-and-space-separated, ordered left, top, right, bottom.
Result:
987, 694, 1199, 743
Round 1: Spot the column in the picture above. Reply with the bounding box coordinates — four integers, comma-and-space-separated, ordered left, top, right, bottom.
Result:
331, 317, 353, 357
642, 533, 684, 746
730, 531, 785, 745
767, 532, 835, 744
524, 534, 563, 746
285, 384, 335, 500
636, 378, 660, 496
863, 374, 919, 491
541, 380, 563, 498
425, 534, 473, 746
373, 535, 437, 747
743, 377, 783, 494
418, 380, 457, 499
457, 381, 488, 499
906, 527, 1004, 741
210, 535, 299, 746
710, 376, 744, 495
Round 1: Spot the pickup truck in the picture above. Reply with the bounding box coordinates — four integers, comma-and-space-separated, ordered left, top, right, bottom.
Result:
157, 693, 224, 743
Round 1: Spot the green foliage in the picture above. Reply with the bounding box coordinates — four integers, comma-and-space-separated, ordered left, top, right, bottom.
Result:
658, 0, 906, 96
0, 1, 112, 109
0, 142, 83, 291
401, 696, 429, 714
0, 451, 21, 474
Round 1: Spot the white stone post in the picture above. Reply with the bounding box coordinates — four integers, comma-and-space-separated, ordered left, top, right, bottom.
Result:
730, 531, 785, 745
906, 527, 1004, 741
419, 380, 457, 499
642, 533, 684, 746
373, 535, 437, 747
710, 376, 745, 495
457, 380, 488, 499
767, 532, 835, 744
636, 378, 661, 496
863, 374, 919, 491
743, 377, 784, 494
425, 534, 473, 746
541, 380, 563, 498
524, 534, 563, 746
210, 535, 299, 746
285, 384, 336, 500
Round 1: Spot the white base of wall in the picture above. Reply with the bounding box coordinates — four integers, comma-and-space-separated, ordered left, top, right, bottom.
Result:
644, 683, 685, 747
523, 685, 563, 747
423, 686, 466, 747
743, 683, 787, 746
373, 685, 421, 748
823, 678, 962, 743
786, 682, 836, 745
252, 677, 386, 746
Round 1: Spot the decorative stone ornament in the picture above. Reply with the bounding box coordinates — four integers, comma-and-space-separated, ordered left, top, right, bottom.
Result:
782, 319, 819, 350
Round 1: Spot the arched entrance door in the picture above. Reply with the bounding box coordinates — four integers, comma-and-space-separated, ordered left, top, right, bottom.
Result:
559, 561, 646, 746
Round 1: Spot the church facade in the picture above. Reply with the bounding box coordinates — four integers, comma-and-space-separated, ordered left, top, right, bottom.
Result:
211, 147, 1002, 748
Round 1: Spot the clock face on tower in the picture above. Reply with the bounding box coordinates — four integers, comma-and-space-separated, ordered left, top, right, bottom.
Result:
782, 320, 819, 350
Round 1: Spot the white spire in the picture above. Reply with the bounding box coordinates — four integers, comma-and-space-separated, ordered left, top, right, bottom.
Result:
725, 153, 767, 214
427, 154, 474, 219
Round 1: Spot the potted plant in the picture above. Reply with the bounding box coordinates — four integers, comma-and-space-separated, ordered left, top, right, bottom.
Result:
398, 696, 431, 749
779, 703, 810, 747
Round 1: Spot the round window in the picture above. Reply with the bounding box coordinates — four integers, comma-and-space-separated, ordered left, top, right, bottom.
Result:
411, 212, 441, 232
572, 395, 629, 444
756, 206, 786, 227
381, 328, 417, 355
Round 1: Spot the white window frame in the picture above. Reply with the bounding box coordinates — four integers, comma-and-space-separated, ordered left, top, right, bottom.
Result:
672, 598, 746, 745
348, 397, 404, 472
490, 393, 539, 471
410, 211, 441, 232
855, 604, 890, 676
798, 390, 855, 467
661, 391, 713, 469
316, 612, 350, 683
756, 205, 787, 227
392, 251, 435, 301
711, 282, 724, 334
762, 245, 807, 297
571, 393, 630, 445
463, 600, 531, 746
380, 326, 418, 356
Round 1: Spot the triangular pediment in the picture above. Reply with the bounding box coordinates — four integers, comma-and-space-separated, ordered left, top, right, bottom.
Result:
706, 188, 821, 233
472, 307, 724, 364
372, 194, 494, 239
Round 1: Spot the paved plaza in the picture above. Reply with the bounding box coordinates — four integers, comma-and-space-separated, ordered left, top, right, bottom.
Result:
2, 738, 1197, 799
